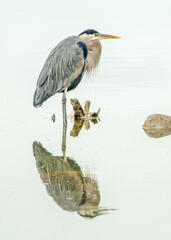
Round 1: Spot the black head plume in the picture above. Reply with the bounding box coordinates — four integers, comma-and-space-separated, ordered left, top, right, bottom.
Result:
78, 29, 99, 36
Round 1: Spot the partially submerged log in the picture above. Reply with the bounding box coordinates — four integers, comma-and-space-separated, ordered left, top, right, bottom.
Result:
70, 98, 100, 120
143, 114, 171, 138
70, 99, 85, 119
84, 100, 91, 116
70, 99, 100, 137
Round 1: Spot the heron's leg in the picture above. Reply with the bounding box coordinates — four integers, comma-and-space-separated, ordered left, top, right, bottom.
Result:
62, 88, 67, 126
62, 123, 67, 161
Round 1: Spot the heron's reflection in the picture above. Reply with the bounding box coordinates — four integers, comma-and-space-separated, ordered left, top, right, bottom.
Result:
33, 126, 115, 218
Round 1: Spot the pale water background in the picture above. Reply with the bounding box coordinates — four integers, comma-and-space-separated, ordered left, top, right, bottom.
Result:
1, 0, 171, 239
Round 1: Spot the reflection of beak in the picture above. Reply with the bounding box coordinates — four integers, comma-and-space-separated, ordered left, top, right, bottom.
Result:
78, 207, 118, 218
99, 33, 120, 39
98, 207, 118, 215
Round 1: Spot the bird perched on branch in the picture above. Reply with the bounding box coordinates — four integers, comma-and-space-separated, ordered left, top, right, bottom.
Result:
33, 29, 120, 125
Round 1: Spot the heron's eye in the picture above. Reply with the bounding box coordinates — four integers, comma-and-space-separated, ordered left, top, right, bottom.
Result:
94, 33, 100, 38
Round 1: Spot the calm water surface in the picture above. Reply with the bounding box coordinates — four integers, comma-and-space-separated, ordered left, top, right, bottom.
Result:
1, 0, 171, 239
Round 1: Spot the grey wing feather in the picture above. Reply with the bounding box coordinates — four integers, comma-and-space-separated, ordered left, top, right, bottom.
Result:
33, 36, 85, 107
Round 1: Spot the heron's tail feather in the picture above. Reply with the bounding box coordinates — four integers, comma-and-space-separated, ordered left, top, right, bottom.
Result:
33, 87, 50, 107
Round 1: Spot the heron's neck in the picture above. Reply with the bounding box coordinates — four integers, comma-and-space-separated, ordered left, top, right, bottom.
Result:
79, 35, 102, 73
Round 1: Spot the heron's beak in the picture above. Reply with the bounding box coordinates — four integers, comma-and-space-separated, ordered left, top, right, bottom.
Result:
99, 33, 120, 39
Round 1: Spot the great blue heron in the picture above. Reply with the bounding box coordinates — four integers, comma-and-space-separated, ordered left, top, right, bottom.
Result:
33, 29, 120, 125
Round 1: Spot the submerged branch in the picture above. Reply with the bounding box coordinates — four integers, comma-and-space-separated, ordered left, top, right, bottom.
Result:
70, 98, 100, 120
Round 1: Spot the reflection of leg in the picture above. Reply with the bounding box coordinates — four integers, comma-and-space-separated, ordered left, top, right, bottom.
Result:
62, 124, 67, 161
62, 89, 67, 126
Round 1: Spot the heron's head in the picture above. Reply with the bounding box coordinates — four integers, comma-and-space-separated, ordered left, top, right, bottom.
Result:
78, 29, 120, 73
78, 29, 120, 42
